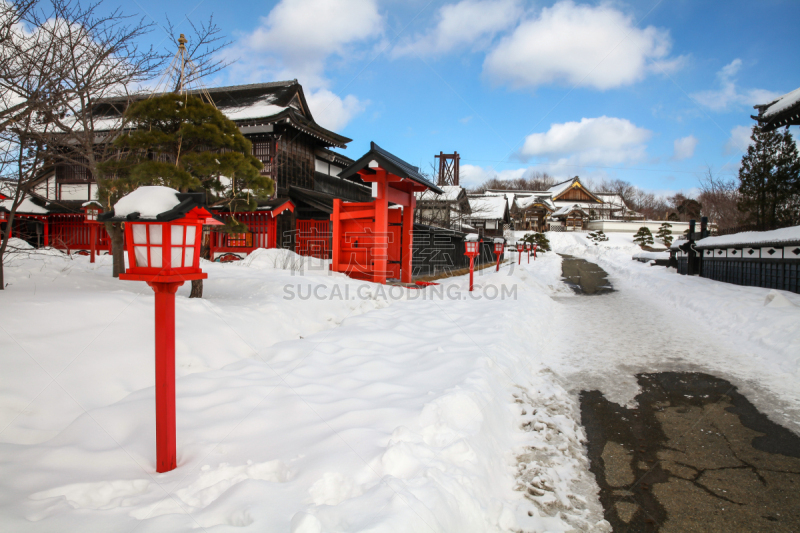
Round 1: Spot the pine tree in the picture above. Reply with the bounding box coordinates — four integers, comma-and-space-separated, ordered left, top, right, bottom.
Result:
656, 222, 673, 247
98, 94, 273, 296
737, 126, 800, 228
522, 232, 550, 252
633, 227, 654, 248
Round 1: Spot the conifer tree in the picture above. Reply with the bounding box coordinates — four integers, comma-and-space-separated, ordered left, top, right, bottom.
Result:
656, 222, 673, 247
522, 232, 550, 252
737, 126, 800, 228
99, 93, 273, 296
633, 226, 654, 248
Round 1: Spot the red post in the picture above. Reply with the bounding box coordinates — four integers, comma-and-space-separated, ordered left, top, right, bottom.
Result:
90, 225, 97, 263
533, 245, 537, 260
373, 174, 389, 284
469, 256, 475, 292
147, 280, 183, 473
527, 246, 530, 264
43, 217, 49, 247
401, 195, 415, 283
518, 247, 522, 265
496, 248, 502, 271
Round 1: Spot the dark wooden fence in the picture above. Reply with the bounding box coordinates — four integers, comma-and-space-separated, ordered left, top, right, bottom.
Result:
412, 224, 496, 278
675, 237, 800, 294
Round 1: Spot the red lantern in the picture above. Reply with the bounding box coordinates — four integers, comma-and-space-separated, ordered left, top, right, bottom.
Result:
102, 188, 221, 473
464, 236, 481, 291
0, 208, 8, 239
516, 242, 524, 265
493, 238, 504, 271
82, 202, 103, 263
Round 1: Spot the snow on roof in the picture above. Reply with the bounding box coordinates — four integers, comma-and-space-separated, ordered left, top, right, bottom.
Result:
220, 96, 287, 121
670, 239, 687, 250
485, 190, 516, 205
547, 178, 577, 198
467, 195, 507, 219
761, 87, 800, 118
114, 186, 181, 219
493, 237, 504, 244
416, 185, 463, 201
0, 197, 48, 214
515, 195, 554, 210
552, 204, 587, 217
695, 225, 800, 248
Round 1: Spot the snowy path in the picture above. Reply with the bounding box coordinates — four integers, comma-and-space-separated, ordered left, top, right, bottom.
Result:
546, 232, 800, 435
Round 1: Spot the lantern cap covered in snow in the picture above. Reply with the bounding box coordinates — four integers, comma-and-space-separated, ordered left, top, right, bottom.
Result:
465, 233, 480, 241
99, 186, 221, 224
493, 237, 504, 244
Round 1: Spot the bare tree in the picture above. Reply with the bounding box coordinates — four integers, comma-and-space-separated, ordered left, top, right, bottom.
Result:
0, 0, 74, 288
698, 166, 741, 230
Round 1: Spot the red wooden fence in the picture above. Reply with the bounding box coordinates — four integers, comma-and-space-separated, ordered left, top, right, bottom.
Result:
296, 219, 331, 259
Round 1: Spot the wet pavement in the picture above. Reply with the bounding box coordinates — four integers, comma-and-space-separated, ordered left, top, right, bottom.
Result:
559, 254, 614, 295
580, 372, 800, 532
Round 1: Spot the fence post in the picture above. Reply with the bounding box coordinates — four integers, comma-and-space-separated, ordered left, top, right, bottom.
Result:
687, 219, 697, 275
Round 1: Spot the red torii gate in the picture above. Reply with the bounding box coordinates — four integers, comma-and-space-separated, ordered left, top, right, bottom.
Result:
332, 142, 443, 284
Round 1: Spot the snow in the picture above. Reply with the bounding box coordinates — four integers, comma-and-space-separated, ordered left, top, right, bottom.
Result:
547, 231, 800, 428
220, 98, 287, 121
113, 186, 181, 219
632, 251, 669, 261
416, 185, 463, 201
465, 233, 479, 241
0, 197, 49, 215
695, 225, 800, 248
2, 229, 799, 532
761, 86, 800, 118
467, 195, 507, 219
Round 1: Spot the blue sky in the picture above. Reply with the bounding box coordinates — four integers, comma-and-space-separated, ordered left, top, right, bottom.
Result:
120, 0, 800, 194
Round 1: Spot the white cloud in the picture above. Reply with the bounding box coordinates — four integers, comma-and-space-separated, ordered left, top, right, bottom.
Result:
483, 1, 682, 90
392, 0, 521, 58
672, 135, 698, 160
724, 125, 754, 155
460, 164, 527, 186
222, 0, 382, 130
305, 89, 368, 131
520, 116, 652, 166
235, 0, 383, 87
692, 59, 780, 112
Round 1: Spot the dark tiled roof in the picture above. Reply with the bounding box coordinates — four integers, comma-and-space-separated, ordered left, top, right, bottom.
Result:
339, 142, 443, 194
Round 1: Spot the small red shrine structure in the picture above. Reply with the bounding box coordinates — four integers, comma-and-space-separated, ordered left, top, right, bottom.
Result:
332, 143, 443, 284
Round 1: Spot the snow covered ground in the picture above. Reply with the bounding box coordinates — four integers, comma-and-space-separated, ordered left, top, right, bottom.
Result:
1, 233, 798, 532
0, 245, 605, 532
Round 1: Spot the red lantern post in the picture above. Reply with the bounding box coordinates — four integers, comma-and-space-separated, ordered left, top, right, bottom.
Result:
101, 188, 221, 473
517, 242, 524, 265
464, 235, 481, 292
526, 242, 531, 264
493, 238, 504, 272
532, 243, 537, 260
0, 208, 8, 239
82, 201, 103, 263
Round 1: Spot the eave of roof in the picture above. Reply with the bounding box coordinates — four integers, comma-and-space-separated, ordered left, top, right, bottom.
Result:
339, 142, 444, 194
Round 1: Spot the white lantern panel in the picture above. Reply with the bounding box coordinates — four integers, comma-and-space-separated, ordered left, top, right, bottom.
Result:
150, 246, 162, 268
132, 224, 147, 244
171, 225, 184, 246
134, 246, 148, 267
185, 225, 196, 246
171, 247, 183, 269
149, 224, 163, 245
183, 248, 195, 267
